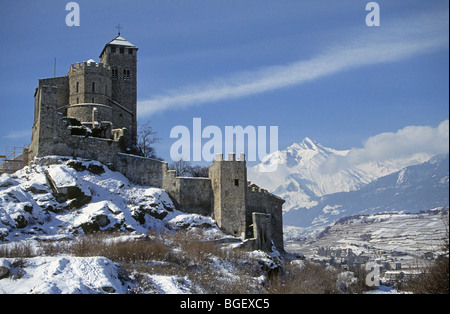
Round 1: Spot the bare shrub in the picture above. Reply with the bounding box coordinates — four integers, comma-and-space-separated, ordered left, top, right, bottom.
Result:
0, 241, 35, 258
266, 262, 340, 294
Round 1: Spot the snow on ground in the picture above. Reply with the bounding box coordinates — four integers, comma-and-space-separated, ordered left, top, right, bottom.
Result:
146, 275, 194, 294
1, 156, 255, 294
0, 255, 129, 294
0, 156, 182, 241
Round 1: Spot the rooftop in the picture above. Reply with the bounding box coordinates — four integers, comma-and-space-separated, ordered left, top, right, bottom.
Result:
100, 35, 138, 57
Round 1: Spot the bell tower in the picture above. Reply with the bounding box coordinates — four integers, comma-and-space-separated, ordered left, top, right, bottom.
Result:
99, 31, 138, 145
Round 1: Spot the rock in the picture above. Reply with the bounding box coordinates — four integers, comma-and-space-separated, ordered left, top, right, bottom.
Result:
79, 220, 100, 235
131, 205, 167, 224
96, 214, 110, 228
0, 266, 9, 280
67, 161, 87, 172
101, 286, 116, 293
87, 164, 105, 175
14, 214, 28, 229
67, 186, 92, 209
79, 214, 111, 234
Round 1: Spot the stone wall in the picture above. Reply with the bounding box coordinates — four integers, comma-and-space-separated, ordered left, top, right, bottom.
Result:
252, 212, 273, 252
68, 62, 112, 106
114, 153, 167, 188
246, 186, 284, 250
165, 176, 213, 216
209, 153, 247, 237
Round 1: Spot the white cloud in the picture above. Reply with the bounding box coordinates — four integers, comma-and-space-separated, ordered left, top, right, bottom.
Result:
320, 120, 449, 173
137, 8, 448, 116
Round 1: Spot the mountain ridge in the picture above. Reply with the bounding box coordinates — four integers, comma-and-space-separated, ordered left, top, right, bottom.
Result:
248, 137, 433, 212
283, 153, 449, 236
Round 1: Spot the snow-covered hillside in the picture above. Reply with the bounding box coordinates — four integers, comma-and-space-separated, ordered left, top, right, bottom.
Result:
248, 138, 432, 211
286, 207, 449, 270
0, 156, 281, 294
0, 156, 192, 241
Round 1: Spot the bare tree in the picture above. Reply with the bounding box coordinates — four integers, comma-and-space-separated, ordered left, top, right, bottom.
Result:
169, 158, 192, 177
190, 165, 209, 177
136, 121, 160, 159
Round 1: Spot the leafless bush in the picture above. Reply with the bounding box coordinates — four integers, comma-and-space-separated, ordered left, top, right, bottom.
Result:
0, 241, 35, 258
266, 262, 340, 294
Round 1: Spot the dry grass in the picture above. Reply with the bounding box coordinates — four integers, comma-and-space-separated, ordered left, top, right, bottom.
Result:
265, 262, 340, 294
1, 231, 362, 294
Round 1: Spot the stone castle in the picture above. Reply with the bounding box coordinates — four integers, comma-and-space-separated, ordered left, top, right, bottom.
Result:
27, 34, 284, 252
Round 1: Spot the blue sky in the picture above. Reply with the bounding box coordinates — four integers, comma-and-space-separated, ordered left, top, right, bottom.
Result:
0, 0, 448, 166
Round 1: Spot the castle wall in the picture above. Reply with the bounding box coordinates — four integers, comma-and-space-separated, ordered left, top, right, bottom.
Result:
246, 187, 284, 250
114, 153, 167, 188
164, 176, 213, 216
252, 212, 273, 252
67, 103, 113, 126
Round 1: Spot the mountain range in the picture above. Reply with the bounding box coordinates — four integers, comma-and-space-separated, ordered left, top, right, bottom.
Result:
247, 138, 449, 236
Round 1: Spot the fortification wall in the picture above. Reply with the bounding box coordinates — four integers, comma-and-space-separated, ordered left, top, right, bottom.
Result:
246, 186, 284, 250
114, 153, 167, 188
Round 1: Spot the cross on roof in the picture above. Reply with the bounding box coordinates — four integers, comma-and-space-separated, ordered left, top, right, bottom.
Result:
116, 24, 123, 36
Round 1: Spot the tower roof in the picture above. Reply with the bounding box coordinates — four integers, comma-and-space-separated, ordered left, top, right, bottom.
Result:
106, 35, 137, 48
100, 35, 138, 57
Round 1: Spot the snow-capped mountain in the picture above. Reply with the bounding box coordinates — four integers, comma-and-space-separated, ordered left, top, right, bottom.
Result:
248, 137, 433, 212
283, 154, 449, 236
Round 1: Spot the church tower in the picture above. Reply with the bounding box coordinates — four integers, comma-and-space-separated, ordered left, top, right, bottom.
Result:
99, 32, 138, 145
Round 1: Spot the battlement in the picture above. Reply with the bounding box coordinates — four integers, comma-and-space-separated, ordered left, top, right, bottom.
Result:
69, 61, 111, 73
247, 182, 269, 194
215, 153, 246, 162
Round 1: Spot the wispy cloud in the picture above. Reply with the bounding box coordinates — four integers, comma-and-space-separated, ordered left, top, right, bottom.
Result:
3, 129, 31, 140
320, 120, 449, 173
138, 8, 448, 116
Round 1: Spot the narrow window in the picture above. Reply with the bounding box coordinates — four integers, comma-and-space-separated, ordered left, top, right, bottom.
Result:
128, 49, 133, 55
234, 179, 239, 186
120, 47, 124, 54
112, 68, 118, 80
76, 82, 79, 93
92, 97, 95, 103
92, 82, 95, 93
76, 97, 79, 104
123, 69, 130, 81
